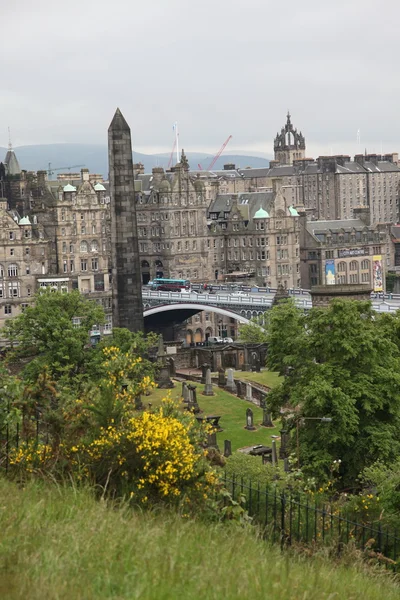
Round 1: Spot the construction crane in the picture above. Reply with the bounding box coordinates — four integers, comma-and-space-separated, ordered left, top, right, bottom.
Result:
207, 135, 232, 171
47, 163, 85, 177
167, 139, 177, 169
197, 164, 203, 170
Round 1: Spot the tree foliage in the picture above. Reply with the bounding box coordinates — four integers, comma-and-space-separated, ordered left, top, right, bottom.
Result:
267, 300, 400, 486
5, 289, 105, 382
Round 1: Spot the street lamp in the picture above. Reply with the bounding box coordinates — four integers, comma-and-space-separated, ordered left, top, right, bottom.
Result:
296, 416, 333, 468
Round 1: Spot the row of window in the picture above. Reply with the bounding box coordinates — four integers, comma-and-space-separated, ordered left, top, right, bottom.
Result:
62, 258, 100, 273
61, 211, 106, 221
60, 225, 108, 236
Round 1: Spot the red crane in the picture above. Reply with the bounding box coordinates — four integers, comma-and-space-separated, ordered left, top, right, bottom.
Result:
197, 163, 203, 170
207, 135, 233, 170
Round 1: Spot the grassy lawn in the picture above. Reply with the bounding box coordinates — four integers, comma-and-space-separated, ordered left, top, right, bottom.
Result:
233, 369, 283, 389
1, 479, 399, 600
144, 384, 280, 452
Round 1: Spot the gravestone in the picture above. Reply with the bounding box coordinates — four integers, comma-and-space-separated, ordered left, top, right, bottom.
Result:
236, 381, 244, 399
241, 346, 250, 372
207, 431, 219, 450
262, 453, 272, 464
156, 334, 174, 389
201, 363, 210, 384
182, 382, 189, 402
271, 439, 278, 466
134, 395, 144, 410
226, 368, 236, 393
187, 384, 201, 414
255, 358, 261, 373
262, 409, 274, 428
203, 368, 214, 396
245, 407, 256, 430
168, 357, 176, 378
279, 429, 289, 459
217, 368, 226, 387
245, 383, 252, 402
283, 458, 290, 473
224, 440, 232, 457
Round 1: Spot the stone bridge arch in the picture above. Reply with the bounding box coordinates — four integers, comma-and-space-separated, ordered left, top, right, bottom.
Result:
143, 303, 251, 325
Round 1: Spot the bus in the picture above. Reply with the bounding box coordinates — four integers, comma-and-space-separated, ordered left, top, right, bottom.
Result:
151, 278, 190, 292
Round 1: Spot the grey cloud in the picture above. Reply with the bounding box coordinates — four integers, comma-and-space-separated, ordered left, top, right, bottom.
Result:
1, 0, 400, 156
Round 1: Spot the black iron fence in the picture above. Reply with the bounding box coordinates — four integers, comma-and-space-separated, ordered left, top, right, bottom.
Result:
223, 473, 399, 569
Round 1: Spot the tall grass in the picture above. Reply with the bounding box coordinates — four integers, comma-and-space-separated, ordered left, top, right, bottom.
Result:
0, 478, 398, 600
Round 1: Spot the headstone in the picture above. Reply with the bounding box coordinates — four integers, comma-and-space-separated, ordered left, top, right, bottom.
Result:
203, 368, 214, 396
262, 409, 274, 428
245, 408, 256, 430
255, 358, 261, 373
241, 346, 250, 372
167, 357, 176, 378
279, 429, 289, 459
271, 439, 278, 466
187, 384, 201, 413
182, 382, 189, 402
207, 431, 219, 449
262, 453, 272, 464
245, 383, 252, 402
236, 381, 244, 399
201, 363, 210, 384
224, 440, 232, 457
217, 367, 226, 387
226, 368, 236, 393
283, 458, 290, 472
156, 334, 174, 389
134, 395, 144, 410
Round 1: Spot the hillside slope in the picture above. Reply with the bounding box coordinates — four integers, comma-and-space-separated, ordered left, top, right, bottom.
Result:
0, 145, 270, 177
0, 479, 397, 600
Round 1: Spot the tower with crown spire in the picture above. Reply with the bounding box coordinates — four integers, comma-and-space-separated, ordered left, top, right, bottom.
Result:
108, 108, 144, 332
273, 112, 306, 165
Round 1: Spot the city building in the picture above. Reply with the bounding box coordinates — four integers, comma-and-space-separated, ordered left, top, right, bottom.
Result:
299, 207, 389, 291
0, 198, 51, 330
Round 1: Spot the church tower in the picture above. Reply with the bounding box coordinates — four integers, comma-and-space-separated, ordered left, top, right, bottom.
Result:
274, 112, 306, 165
108, 108, 144, 332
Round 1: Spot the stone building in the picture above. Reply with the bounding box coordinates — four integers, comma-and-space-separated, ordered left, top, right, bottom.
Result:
273, 112, 306, 165
207, 179, 301, 288
0, 150, 113, 335
299, 207, 389, 291
0, 198, 51, 330
135, 151, 212, 283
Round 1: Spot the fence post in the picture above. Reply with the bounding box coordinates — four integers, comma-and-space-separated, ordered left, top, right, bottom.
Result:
280, 491, 286, 550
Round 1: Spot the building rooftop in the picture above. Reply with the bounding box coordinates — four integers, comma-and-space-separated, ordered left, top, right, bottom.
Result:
63, 183, 77, 192
253, 206, 270, 219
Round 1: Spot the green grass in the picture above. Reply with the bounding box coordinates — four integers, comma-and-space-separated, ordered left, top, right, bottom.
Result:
145, 385, 280, 451
0, 479, 398, 600
233, 369, 283, 388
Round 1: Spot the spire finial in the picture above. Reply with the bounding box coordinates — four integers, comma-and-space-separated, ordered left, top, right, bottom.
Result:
8, 127, 12, 151
286, 110, 291, 124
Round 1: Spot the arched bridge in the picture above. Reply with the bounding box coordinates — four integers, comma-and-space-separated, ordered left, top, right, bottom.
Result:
142, 289, 312, 323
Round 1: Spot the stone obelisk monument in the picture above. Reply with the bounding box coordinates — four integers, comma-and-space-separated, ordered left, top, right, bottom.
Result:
108, 108, 144, 332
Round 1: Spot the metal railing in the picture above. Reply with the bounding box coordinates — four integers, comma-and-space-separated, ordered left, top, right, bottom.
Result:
223, 473, 399, 568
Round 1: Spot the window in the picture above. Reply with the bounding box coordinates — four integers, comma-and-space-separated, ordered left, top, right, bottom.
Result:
61, 228, 66, 236
70, 259, 75, 272
80, 213, 84, 220
9, 232, 14, 240
92, 224, 96, 234
91, 240, 99, 252
80, 240, 88, 252
8, 264, 18, 277
361, 259, 370, 270
70, 243, 74, 253
26, 266, 30, 275
81, 225, 86, 235
349, 261, 358, 271
91, 258, 98, 271
10, 248, 14, 256
81, 259, 87, 271
4, 305, 12, 315
62, 242, 67, 253
21, 303, 29, 312
337, 262, 346, 273
27, 287, 31, 297
25, 247, 30, 256
8, 282, 19, 298
63, 260, 68, 273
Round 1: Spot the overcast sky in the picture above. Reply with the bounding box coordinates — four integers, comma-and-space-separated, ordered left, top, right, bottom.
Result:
2, 0, 400, 158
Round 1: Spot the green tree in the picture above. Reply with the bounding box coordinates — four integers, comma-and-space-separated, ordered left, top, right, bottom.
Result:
268, 300, 400, 486
4, 289, 105, 383
265, 298, 307, 376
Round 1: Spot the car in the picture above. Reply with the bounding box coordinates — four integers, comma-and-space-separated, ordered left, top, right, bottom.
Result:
223, 337, 234, 343
207, 336, 224, 344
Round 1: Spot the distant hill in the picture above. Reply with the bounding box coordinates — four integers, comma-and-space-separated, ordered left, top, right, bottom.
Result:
0, 144, 270, 178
